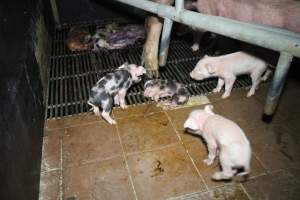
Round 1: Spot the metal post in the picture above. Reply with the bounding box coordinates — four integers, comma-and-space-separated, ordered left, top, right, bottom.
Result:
158, 18, 173, 66
175, 0, 184, 13
50, 0, 61, 29
158, 0, 184, 66
263, 52, 293, 118
113, 0, 300, 57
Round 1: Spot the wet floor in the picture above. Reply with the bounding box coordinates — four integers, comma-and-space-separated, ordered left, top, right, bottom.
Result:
39, 80, 300, 200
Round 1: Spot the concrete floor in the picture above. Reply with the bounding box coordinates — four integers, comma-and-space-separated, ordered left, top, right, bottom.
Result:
39, 80, 300, 200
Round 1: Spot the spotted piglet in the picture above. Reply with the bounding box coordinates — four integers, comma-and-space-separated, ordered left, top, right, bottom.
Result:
143, 79, 189, 109
88, 63, 146, 124
184, 105, 252, 180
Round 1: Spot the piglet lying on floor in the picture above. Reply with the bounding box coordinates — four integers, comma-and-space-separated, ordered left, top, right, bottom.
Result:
190, 51, 272, 98
184, 105, 251, 180
88, 63, 146, 124
66, 27, 93, 51
143, 79, 189, 109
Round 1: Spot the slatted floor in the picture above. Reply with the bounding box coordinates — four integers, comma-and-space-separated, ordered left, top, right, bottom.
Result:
46, 22, 255, 119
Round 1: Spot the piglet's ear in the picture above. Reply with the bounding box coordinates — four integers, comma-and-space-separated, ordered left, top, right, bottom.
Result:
184, 118, 200, 131
119, 62, 127, 69
204, 105, 214, 115
205, 64, 216, 74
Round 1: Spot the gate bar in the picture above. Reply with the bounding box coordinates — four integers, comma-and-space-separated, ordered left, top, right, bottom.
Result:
113, 0, 300, 120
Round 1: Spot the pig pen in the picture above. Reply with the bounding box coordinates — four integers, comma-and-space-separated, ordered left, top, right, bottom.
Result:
46, 21, 257, 118
2, 0, 300, 200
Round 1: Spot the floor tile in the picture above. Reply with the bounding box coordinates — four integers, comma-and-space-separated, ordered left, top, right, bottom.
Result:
213, 96, 265, 127
113, 103, 163, 119
251, 143, 291, 172
63, 156, 135, 200
169, 183, 249, 200
255, 80, 300, 103
166, 105, 205, 142
284, 113, 300, 136
46, 113, 102, 130
127, 144, 206, 200
63, 122, 122, 167
253, 84, 269, 104
255, 82, 300, 122
207, 88, 250, 104
39, 170, 61, 200
41, 130, 62, 172
274, 89, 300, 121
242, 122, 300, 171
117, 112, 179, 154
243, 169, 300, 200
184, 140, 266, 188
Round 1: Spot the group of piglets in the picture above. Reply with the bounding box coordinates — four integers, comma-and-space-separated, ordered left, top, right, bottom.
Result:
183, 51, 273, 180
88, 51, 271, 180
88, 62, 189, 124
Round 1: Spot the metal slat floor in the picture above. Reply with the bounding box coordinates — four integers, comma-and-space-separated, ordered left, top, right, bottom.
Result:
46, 22, 255, 119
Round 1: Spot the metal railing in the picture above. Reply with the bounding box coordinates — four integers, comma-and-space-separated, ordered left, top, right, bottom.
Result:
113, 0, 300, 120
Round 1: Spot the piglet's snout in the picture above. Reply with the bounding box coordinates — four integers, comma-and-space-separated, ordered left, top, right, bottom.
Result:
190, 71, 204, 80
190, 71, 195, 79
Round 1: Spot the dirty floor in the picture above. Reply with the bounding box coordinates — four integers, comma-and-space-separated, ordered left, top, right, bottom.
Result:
39, 80, 300, 200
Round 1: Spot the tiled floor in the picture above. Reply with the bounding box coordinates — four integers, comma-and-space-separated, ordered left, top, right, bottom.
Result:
40, 80, 300, 200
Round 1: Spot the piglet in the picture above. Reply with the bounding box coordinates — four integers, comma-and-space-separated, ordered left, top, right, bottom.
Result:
184, 105, 251, 180
143, 79, 189, 108
88, 63, 146, 124
66, 27, 93, 51
190, 51, 272, 98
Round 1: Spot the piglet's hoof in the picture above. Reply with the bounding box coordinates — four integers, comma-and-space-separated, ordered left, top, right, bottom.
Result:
212, 172, 222, 180
191, 43, 199, 52
246, 91, 254, 97
203, 158, 214, 166
120, 104, 128, 109
221, 93, 230, 99
212, 88, 220, 93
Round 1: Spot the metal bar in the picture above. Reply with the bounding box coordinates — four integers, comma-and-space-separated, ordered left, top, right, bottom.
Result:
175, 0, 184, 13
158, 0, 184, 66
49, 0, 61, 28
264, 52, 294, 116
158, 18, 173, 66
113, 0, 300, 57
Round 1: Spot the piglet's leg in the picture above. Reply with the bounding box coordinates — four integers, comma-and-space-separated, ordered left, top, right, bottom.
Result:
212, 151, 235, 180
213, 78, 224, 93
191, 43, 199, 52
118, 89, 128, 109
101, 96, 116, 124
102, 111, 116, 125
203, 140, 218, 166
222, 77, 236, 99
93, 106, 100, 116
247, 72, 262, 97
114, 94, 120, 105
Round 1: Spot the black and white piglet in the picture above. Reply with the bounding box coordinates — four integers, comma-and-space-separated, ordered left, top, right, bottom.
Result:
88, 63, 146, 124
143, 79, 189, 108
